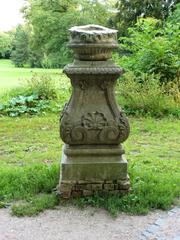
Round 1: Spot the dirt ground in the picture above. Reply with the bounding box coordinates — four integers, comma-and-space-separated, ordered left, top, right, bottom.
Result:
0, 206, 179, 240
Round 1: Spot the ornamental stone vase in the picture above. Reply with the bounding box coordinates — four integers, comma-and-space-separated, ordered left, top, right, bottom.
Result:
58, 25, 130, 198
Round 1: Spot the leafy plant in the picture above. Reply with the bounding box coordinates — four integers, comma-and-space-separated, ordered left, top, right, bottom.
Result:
0, 73, 71, 116
116, 72, 180, 117
116, 7, 180, 83
26, 74, 59, 100
111, 0, 178, 37
0, 94, 49, 117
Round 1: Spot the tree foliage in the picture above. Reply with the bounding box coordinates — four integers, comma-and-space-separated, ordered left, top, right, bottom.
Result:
115, 4, 180, 83
0, 32, 13, 59
11, 25, 29, 67
22, 0, 114, 68
112, 0, 178, 36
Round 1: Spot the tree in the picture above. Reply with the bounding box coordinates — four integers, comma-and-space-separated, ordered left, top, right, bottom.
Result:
11, 25, 29, 67
23, 0, 114, 68
0, 32, 13, 59
116, 4, 180, 83
112, 0, 178, 36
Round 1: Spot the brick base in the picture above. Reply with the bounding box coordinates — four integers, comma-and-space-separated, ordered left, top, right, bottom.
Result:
58, 177, 130, 199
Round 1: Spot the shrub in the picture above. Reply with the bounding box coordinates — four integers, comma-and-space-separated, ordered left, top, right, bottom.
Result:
116, 72, 180, 117
165, 77, 180, 104
116, 8, 180, 83
0, 74, 59, 102
26, 74, 58, 100
0, 94, 49, 117
0, 73, 71, 117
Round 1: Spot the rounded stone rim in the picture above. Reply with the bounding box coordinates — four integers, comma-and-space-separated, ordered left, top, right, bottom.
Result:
69, 24, 118, 35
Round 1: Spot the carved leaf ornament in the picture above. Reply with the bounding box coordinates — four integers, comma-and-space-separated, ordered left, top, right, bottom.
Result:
82, 112, 107, 130
60, 111, 129, 145
60, 24, 130, 145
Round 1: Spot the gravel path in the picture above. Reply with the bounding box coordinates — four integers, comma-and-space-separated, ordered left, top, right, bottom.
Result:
0, 206, 179, 240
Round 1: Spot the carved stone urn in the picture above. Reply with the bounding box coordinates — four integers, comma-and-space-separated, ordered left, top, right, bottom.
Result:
58, 25, 130, 198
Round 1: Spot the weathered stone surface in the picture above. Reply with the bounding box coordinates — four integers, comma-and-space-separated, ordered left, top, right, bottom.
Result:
60, 183, 73, 192
103, 184, 114, 190
86, 184, 92, 191
69, 25, 118, 44
105, 180, 113, 184
118, 180, 130, 190
92, 180, 104, 184
59, 24, 130, 199
83, 190, 93, 196
60, 145, 128, 181
114, 184, 119, 190
71, 190, 82, 197
68, 25, 118, 60
60, 191, 71, 199
59, 179, 130, 198
75, 184, 88, 191
91, 184, 103, 191
78, 180, 90, 184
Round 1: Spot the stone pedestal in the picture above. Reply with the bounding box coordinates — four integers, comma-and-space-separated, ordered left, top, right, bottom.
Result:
58, 25, 130, 198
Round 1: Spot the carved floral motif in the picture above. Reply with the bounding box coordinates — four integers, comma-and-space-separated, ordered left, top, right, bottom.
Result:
60, 110, 129, 145
82, 112, 107, 130
60, 24, 130, 146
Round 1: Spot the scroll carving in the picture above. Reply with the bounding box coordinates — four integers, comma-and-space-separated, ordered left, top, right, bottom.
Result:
60, 111, 129, 145
60, 24, 130, 146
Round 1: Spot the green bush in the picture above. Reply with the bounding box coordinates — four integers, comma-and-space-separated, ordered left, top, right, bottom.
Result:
116, 5, 180, 83
0, 94, 49, 117
113, 5, 180, 117
0, 73, 71, 116
0, 74, 60, 102
116, 72, 180, 117
26, 74, 59, 100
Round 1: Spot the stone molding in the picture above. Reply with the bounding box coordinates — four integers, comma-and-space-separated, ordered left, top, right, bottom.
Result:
68, 25, 119, 60
59, 24, 130, 198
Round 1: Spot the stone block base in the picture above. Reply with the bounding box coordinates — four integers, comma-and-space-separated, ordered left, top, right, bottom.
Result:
58, 144, 130, 199
59, 178, 130, 198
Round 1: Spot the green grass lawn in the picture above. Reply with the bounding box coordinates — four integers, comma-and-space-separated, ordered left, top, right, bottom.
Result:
0, 59, 60, 93
0, 59, 179, 217
0, 114, 179, 216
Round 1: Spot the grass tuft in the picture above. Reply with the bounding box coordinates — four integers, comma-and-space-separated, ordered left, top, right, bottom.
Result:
11, 194, 58, 217
0, 164, 59, 201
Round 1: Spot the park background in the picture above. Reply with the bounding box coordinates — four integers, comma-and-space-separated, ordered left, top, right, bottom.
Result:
0, 0, 179, 217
